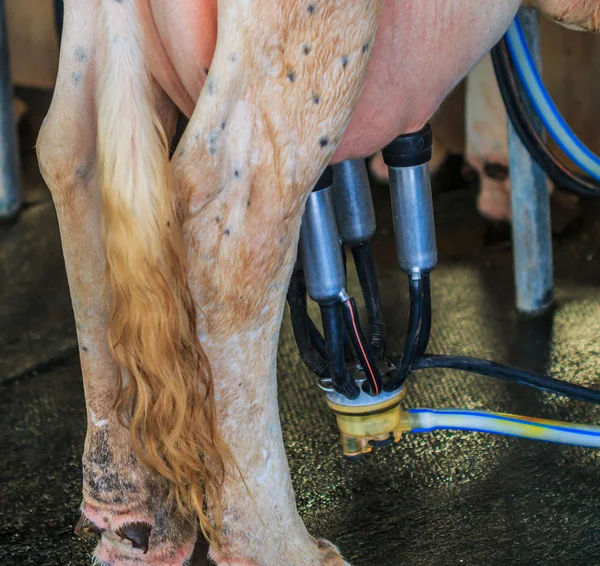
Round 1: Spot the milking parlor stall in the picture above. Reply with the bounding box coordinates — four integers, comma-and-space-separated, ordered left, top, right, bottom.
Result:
3, 2, 600, 566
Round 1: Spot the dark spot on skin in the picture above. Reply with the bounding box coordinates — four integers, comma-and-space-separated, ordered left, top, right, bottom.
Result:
228, 53, 238, 62
239, 382, 242, 387
208, 129, 218, 155
207, 79, 215, 95
72, 71, 82, 85
319, 137, 329, 148
75, 165, 88, 179
221, 120, 226, 130
247, 199, 251, 207
179, 147, 186, 156
484, 161, 509, 181
362, 42, 369, 54
341, 56, 348, 69
233, 169, 240, 178
215, 216, 222, 223
307, 3, 315, 14
81, 346, 89, 352
312, 94, 320, 104
167, 221, 171, 228
103, 517, 109, 523
302, 44, 311, 55
288, 71, 296, 83
224, 229, 230, 236
74, 47, 87, 62
204, 67, 209, 74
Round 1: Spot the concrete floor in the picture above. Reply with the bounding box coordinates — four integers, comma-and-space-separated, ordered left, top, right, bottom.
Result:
2, 90, 600, 566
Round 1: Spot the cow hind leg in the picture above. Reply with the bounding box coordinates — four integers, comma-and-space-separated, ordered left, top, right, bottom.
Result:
171, 0, 382, 564
37, 1, 207, 564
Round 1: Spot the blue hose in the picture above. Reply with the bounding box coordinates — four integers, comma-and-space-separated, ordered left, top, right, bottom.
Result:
504, 16, 600, 181
408, 409, 600, 448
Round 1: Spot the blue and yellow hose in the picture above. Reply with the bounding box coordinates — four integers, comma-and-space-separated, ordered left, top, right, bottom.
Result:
406, 408, 600, 448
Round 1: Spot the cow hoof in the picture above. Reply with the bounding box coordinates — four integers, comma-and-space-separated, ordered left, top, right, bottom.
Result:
93, 533, 197, 566
115, 522, 152, 554
207, 539, 348, 566
74, 513, 104, 538
79, 501, 198, 565
317, 539, 348, 565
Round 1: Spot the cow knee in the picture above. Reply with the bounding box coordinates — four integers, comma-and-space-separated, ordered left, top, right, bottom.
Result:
36, 113, 96, 206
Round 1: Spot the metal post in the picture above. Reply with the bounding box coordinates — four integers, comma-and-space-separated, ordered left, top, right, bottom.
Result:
0, 0, 21, 219
507, 8, 553, 313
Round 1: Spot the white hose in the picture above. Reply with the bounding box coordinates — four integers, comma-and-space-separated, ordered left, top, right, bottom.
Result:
504, 17, 600, 181
408, 408, 600, 448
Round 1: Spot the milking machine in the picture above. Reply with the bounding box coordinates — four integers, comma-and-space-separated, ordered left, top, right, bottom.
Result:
290, 120, 600, 460
287, 11, 600, 459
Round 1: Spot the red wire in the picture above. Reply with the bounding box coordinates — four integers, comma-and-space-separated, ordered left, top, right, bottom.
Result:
347, 300, 379, 395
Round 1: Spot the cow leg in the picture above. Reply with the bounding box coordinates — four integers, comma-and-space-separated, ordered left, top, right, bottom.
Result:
171, 1, 383, 564
465, 53, 513, 222
467, 0, 600, 223
36, 2, 199, 565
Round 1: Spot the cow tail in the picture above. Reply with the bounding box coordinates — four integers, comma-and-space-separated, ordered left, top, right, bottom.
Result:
96, 0, 228, 542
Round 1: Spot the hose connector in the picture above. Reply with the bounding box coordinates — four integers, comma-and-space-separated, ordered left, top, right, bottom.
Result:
325, 379, 409, 459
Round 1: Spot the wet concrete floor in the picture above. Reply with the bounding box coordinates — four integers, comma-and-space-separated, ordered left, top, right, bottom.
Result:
2, 89, 600, 565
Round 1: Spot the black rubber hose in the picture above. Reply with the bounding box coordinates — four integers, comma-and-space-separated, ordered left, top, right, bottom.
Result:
415, 276, 431, 358
351, 243, 387, 357
308, 318, 328, 361
491, 39, 600, 197
413, 354, 600, 405
321, 303, 361, 399
340, 297, 383, 396
388, 277, 423, 390
287, 270, 329, 378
